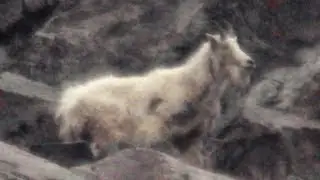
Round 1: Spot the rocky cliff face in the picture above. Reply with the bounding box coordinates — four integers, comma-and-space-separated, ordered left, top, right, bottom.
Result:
0, 0, 319, 179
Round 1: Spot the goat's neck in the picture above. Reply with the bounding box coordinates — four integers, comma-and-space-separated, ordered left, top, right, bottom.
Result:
183, 42, 213, 86
209, 60, 231, 101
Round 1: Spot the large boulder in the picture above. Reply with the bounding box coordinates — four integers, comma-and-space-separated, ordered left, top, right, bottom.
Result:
72, 148, 237, 180
0, 141, 236, 180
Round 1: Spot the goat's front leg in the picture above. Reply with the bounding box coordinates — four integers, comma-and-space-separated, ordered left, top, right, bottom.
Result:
179, 140, 211, 170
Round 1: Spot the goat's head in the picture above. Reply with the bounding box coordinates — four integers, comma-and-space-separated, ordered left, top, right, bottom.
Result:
206, 21, 255, 85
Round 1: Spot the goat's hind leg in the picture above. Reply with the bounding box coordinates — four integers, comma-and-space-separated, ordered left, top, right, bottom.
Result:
89, 141, 127, 160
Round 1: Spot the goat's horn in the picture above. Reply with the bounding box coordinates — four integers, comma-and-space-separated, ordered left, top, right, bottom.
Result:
213, 21, 224, 33
222, 20, 234, 34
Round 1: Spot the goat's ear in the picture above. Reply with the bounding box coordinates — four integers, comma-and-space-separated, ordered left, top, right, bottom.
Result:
206, 33, 221, 46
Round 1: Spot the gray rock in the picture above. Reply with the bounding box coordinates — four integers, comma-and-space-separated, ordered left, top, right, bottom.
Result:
72, 148, 237, 180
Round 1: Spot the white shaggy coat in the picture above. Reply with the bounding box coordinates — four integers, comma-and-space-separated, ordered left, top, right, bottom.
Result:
55, 31, 255, 160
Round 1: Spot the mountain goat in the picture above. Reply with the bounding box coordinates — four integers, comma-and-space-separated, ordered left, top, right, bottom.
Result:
54, 23, 255, 164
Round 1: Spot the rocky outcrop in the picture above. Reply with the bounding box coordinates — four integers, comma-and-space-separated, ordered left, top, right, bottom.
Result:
72, 148, 237, 180
0, 141, 235, 180
3, 0, 209, 86
0, 0, 319, 180
0, 141, 84, 179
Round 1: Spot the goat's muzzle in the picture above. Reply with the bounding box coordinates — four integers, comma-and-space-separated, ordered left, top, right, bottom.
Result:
245, 59, 256, 69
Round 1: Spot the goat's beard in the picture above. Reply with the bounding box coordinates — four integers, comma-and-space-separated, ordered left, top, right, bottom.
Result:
225, 65, 252, 87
